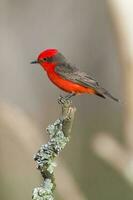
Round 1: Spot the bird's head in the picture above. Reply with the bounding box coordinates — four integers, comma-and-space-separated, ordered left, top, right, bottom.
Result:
31, 48, 66, 71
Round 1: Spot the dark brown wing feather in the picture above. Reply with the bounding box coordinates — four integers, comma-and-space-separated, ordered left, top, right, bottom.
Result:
55, 63, 99, 89
55, 63, 119, 102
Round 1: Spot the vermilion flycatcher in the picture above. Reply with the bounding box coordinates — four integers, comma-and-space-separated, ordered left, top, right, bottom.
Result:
31, 48, 119, 101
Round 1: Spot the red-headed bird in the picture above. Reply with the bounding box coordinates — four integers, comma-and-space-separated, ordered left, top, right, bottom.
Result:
31, 48, 119, 101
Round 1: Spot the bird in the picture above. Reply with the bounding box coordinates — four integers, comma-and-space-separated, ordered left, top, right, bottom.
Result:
31, 48, 119, 102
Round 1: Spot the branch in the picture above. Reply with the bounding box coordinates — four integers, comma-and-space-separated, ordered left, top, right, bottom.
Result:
0, 101, 87, 200
32, 98, 76, 200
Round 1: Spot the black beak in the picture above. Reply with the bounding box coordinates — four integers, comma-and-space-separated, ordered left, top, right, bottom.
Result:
30, 60, 38, 64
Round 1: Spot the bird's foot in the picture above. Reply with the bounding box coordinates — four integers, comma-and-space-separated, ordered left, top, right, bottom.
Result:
58, 95, 72, 105
58, 93, 75, 104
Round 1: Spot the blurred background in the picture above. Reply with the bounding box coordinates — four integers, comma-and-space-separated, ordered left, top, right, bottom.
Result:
0, 0, 133, 199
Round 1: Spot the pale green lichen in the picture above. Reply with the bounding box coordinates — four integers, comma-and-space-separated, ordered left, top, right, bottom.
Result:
32, 179, 54, 200
32, 99, 75, 200
32, 119, 70, 200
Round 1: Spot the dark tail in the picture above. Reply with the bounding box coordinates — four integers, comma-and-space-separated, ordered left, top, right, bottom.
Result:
96, 88, 119, 102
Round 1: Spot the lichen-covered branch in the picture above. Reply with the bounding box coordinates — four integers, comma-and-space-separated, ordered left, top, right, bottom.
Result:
32, 98, 76, 200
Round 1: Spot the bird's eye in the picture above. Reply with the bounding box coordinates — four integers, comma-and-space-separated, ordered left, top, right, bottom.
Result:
43, 58, 47, 61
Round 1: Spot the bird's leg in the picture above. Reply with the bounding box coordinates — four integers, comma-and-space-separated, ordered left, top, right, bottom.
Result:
58, 93, 76, 104
64, 93, 76, 100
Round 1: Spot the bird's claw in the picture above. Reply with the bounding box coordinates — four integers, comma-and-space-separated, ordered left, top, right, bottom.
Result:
58, 95, 64, 104
58, 95, 72, 105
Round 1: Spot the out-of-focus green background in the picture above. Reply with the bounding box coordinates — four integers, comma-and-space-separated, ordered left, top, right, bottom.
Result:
0, 0, 133, 200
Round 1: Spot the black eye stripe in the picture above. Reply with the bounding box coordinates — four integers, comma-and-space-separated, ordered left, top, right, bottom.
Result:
43, 53, 66, 63
47, 57, 53, 62
43, 57, 53, 62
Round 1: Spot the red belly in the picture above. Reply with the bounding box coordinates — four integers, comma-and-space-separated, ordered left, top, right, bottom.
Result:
47, 70, 95, 94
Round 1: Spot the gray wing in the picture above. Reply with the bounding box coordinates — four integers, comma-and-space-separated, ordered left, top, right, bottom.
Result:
55, 63, 119, 101
55, 63, 99, 89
